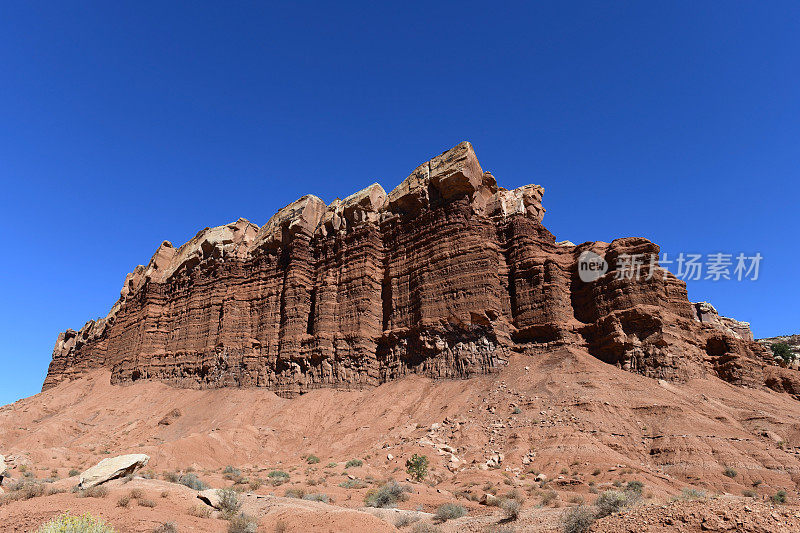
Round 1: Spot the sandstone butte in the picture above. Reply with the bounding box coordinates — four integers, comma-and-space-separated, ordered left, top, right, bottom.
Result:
42, 142, 799, 398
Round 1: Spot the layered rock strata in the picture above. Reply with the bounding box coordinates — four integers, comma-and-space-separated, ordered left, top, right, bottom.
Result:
44, 142, 792, 396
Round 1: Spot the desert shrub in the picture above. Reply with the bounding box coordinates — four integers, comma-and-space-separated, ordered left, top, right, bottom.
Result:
161, 490, 169, 498
80, 485, 108, 499
7, 480, 45, 501
512, 406, 522, 414
139, 498, 157, 508
37, 512, 115, 533
772, 343, 795, 365
219, 488, 242, 514
303, 492, 330, 503
178, 473, 208, 490
561, 504, 595, 533
626, 480, 644, 494
164, 471, 180, 483
306, 454, 320, 464
591, 469, 601, 476
773, 490, 788, 504
339, 478, 367, 489
410, 523, 441, 533
742, 489, 757, 498
594, 490, 628, 517
227, 513, 258, 533
274, 520, 287, 533
395, 514, 421, 527
680, 488, 706, 500
284, 488, 305, 498
117, 494, 131, 507
129, 488, 145, 500
365, 481, 411, 508
68, 468, 80, 477
406, 454, 429, 482
345, 459, 363, 468
326, 462, 338, 468
222, 466, 242, 480
268, 470, 289, 479
501, 498, 521, 520
723, 467, 737, 478
152, 524, 177, 533
540, 489, 557, 506
434, 503, 466, 522
187, 504, 212, 518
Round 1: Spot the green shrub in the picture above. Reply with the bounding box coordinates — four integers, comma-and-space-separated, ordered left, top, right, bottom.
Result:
625, 480, 644, 494
227, 513, 258, 533
222, 466, 242, 480
68, 469, 80, 477
595, 490, 628, 517
37, 513, 115, 533
219, 488, 242, 514
772, 490, 788, 504
512, 406, 522, 414
561, 505, 595, 533
339, 478, 367, 489
326, 462, 338, 468
680, 488, 706, 500
394, 514, 421, 528
177, 473, 208, 490
7, 480, 45, 501
434, 503, 466, 522
406, 454, 429, 482
541, 490, 558, 506
79, 486, 108, 499
410, 523, 441, 533
306, 454, 320, 464
284, 488, 305, 498
772, 343, 795, 365
268, 470, 290, 479
365, 481, 411, 508
501, 498, 521, 520
345, 459, 363, 468
303, 492, 330, 503
723, 467, 737, 478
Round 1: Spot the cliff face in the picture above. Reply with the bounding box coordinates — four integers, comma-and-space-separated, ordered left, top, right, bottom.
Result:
44, 142, 792, 396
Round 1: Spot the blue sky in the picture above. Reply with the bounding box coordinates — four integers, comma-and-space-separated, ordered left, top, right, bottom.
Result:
1, 2, 798, 405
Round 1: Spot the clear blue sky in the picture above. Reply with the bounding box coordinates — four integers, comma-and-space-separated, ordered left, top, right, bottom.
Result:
1, 2, 798, 405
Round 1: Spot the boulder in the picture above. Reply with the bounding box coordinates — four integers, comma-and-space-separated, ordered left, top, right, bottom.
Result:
198, 488, 224, 509
79, 454, 149, 489
0, 454, 5, 484
480, 493, 499, 506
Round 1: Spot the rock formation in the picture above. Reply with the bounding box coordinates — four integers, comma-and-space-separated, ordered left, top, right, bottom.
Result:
79, 454, 150, 489
43, 142, 796, 397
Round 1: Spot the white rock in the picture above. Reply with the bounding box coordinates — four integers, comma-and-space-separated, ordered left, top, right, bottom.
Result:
387, 454, 394, 460
79, 454, 149, 489
480, 493, 499, 505
198, 488, 225, 508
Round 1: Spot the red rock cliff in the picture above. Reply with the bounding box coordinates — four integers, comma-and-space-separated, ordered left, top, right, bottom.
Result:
43, 142, 791, 396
